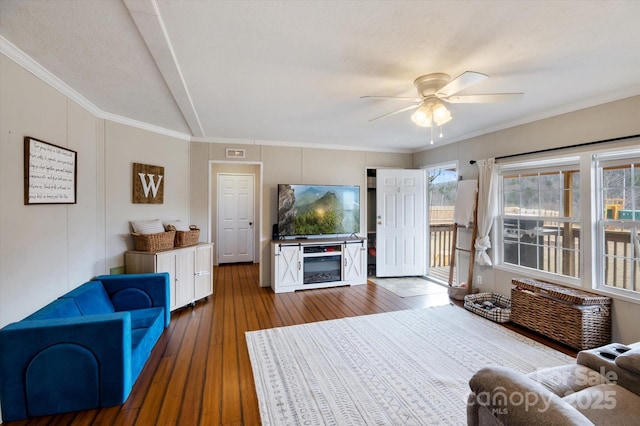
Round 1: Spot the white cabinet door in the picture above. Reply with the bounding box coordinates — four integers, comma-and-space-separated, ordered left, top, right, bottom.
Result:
156, 252, 178, 310
376, 169, 426, 277
174, 249, 195, 309
343, 241, 367, 284
126, 243, 214, 311
274, 244, 301, 288
195, 243, 213, 300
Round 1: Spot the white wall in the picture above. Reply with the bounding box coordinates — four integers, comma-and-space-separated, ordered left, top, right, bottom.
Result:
0, 49, 412, 335
0, 53, 191, 330
414, 95, 640, 343
0, 54, 101, 326
189, 143, 413, 286
4, 45, 640, 422
104, 121, 191, 268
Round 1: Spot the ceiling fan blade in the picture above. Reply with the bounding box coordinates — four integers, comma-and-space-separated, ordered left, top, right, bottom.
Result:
368, 103, 420, 122
444, 93, 524, 104
361, 95, 422, 101
436, 71, 488, 97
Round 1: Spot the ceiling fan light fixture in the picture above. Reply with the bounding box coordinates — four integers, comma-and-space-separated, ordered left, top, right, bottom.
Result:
432, 102, 452, 126
410, 101, 452, 129
364, 71, 522, 146
410, 103, 432, 127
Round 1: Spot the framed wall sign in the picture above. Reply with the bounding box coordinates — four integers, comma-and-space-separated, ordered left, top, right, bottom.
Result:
133, 162, 164, 204
24, 136, 77, 205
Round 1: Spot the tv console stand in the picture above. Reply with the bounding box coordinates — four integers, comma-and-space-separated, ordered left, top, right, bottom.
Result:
271, 237, 367, 293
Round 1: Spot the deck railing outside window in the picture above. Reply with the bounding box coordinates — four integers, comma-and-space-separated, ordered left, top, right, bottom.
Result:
428, 223, 637, 288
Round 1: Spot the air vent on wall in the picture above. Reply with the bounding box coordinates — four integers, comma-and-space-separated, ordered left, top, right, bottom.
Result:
226, 148, 246, 158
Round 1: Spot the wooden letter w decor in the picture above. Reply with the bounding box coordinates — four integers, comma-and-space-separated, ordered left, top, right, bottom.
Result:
133, 163, 164, 204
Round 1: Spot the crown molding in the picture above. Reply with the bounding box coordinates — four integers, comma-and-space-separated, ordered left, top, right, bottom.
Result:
191, 136, 256, 145
255, 138, 413, 154
1, 35, 103, 118
192, 135, 412, 154
2, 37, 406, 152
1, 35, 414, 153
100, 111, 192, 141
0, 35, 192, 142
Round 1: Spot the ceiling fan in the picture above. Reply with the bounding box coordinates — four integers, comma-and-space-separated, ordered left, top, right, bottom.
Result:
361, 71, 523, 143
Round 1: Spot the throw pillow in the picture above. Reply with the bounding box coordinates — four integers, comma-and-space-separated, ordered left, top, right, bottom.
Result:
131, 219, 165, 234
162, 220, 190, 231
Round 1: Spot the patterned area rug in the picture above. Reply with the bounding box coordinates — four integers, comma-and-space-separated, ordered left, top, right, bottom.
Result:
246, 304, 574, 425
368, 276, 448, 297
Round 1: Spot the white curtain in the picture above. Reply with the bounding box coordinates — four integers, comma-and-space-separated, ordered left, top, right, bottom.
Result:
474, 158, 499, 266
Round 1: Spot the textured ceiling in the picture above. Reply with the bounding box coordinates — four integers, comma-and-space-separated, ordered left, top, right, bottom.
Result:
1, 0, 639, 152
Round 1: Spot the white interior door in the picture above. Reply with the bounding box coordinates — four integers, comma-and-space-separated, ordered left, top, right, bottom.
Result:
217, 173, 255, 264
376, 169, 426, 277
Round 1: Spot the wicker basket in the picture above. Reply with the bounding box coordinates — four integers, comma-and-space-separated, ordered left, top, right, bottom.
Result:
169, 225, 200, 247
512, 278, 611, 305
464, 292, 512, 323
511, 278, 611, 350
131, 231, 176, 252
175, 229, 200, 247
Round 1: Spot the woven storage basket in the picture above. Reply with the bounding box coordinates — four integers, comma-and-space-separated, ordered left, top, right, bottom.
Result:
511, 278, 611, 350
166, 225, 200, 247
175, 226, 200, 247
464, 292, 511, 323
131, 230, 176, 252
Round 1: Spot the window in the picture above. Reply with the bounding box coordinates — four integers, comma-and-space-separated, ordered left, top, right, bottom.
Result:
595, 151, 640, 293
492, 145, 640, 299
498, 158, 580, 281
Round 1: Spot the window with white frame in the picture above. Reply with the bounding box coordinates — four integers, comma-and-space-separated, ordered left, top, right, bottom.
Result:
595, 151, 640, 293
498, 158, 581, 280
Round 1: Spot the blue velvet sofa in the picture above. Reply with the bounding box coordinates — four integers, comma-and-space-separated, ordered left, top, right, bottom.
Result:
0, 273, 170, 421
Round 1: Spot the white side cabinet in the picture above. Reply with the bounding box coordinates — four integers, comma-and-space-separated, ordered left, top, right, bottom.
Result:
271, 238, 366, 293
125, 243, 214, 311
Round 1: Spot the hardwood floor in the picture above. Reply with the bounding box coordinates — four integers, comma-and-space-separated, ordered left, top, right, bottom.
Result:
7, 263, 576, 425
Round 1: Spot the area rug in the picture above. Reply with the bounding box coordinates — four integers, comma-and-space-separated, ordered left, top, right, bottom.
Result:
368, 276, 448, 297
246, 304, 574, 425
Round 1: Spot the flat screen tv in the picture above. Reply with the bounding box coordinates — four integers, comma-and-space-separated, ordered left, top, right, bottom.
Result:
277, 184, 360, 237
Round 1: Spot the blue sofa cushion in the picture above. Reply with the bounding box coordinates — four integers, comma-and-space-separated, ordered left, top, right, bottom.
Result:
0, 273, 169, 421
130, 308, 165, 381
0, 313, 132, 421
129, 307, 164, 329
25, 343, 100, 417
61, 281, 115, 315
25, 298, 81, 320
111, 287, 152, 312
97, 273, 171, 327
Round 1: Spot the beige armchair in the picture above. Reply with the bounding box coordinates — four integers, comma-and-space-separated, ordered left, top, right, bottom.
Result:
467, 343, 640, 425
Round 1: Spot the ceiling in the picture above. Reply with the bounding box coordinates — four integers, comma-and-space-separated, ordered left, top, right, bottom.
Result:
1, 1, 639, 153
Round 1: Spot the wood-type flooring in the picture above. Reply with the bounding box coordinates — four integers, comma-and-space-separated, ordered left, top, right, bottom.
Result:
6, 263, 576, 425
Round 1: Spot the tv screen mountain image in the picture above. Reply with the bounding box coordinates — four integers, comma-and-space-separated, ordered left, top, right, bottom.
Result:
277, 184, 360, 237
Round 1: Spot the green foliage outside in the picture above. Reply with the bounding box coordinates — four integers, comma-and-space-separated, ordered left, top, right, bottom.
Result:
295, 209, 343, 235
292, 189, 360, 235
